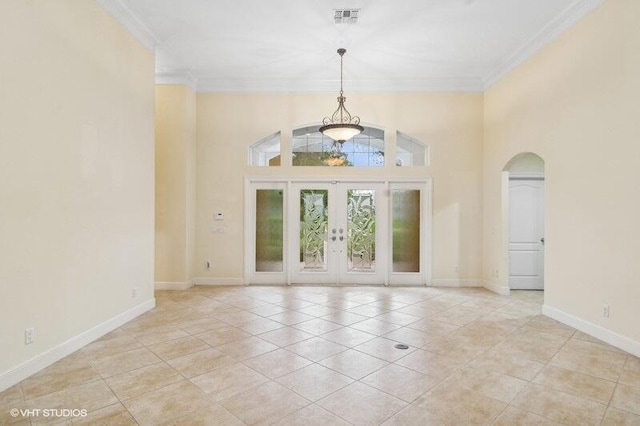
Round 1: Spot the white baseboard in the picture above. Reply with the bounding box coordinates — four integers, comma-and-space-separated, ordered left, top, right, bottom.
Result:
193, 277, 245, 286
483, 280, 511, 296
543, 304, 640, 358
155, 281, 194, 290
0, 298, 155, 392
430, 279, 483, 288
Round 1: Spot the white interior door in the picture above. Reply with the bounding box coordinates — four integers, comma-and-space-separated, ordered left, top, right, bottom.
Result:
508, 178, 545, 290
289, 182, 386, 285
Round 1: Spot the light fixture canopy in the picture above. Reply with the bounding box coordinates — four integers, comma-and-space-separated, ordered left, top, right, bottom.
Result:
319, 48, 363, 144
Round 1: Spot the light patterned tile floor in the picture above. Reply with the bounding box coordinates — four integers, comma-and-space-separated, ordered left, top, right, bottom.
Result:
1, 286, 640, 425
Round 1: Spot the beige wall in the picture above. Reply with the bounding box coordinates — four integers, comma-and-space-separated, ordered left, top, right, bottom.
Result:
0, 0, 155, 378
483, 0, 640, 342
155, 86, 197, 284
195, 92, 484, 283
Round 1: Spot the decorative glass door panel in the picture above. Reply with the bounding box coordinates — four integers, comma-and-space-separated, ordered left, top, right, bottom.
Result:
338, 183, 386, 285
347, 189, 376, 272
290, 183, 336, 284
388, 183, 428, 285
392, 189, 420, 272
299, 190, 329, 272
248, 182, 287, 284
256, 189, 284, 272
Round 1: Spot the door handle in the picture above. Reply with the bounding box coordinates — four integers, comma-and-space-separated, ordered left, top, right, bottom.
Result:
540, 238, 545, 244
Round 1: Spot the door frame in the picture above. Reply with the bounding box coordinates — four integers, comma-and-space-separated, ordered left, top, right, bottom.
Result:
244, 176, 432, 286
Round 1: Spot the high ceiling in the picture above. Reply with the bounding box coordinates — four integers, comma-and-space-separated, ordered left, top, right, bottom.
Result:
98, 0, 603, 92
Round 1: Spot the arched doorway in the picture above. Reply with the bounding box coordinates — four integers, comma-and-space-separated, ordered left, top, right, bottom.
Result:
502, 153, 545, 291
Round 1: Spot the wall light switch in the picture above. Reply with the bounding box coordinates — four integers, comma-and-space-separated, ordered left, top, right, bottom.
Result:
25, 327, 35, 345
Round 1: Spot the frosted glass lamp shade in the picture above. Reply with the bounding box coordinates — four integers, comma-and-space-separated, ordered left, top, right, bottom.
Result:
319, 123, 363, 142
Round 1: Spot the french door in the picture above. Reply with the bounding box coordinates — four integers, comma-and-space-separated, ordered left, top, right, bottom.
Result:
290, 182, 387, 285
246, 179, 430, 286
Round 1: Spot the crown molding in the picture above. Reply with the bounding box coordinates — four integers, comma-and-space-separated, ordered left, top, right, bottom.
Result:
483, 0, 605, 89
156, 71, 198, 91
195, 76, 484, 93
95, 0, 158, 51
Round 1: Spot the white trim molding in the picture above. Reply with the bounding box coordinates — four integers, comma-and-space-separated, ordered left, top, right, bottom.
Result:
0, 298, 155, 392
193, 277, 246, 286
155, 71, 198, 91
431, 279, 483, 288
483, 280, 511, 296
196, 76, 484, 94
484, 0, 606, 89
509, 172, 545, 180
155, 281, 194, 291
543, 304, 640, 358
95, 0, 158, 51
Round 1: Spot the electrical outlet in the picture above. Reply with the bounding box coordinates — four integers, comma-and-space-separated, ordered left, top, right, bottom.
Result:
603, 304, 610, 318
132, 288, 138, 299
25, 327, 35, 345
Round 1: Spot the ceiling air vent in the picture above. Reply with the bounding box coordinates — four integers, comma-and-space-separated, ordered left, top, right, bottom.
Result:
334, 9, 360, 24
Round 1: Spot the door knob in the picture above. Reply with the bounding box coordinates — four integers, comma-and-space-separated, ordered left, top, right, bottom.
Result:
540, 238, 545, 244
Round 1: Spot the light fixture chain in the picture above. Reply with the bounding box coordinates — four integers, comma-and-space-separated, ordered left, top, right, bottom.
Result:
319, 47, 363, 146
340, 51, 344, 96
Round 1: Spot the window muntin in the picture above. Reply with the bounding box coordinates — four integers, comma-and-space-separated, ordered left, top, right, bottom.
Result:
292, 126, 384, 167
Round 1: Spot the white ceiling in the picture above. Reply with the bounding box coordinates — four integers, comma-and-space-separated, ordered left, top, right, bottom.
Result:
97, 0, 604, 92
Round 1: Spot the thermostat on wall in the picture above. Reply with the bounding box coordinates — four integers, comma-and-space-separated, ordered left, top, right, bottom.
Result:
214, 212, 224, 221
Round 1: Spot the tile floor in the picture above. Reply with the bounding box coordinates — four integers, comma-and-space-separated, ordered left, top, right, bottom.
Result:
1, 286, 639, 425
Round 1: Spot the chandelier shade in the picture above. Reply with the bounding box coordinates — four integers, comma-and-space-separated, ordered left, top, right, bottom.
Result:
319, 48, 363, 143
319, 124, 363, 142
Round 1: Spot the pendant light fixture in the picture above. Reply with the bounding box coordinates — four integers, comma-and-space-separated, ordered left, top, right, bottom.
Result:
319, 48, 363, 147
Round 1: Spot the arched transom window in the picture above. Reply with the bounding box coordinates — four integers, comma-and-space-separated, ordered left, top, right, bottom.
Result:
396, 131, 429, 167
292, 125, 385, 167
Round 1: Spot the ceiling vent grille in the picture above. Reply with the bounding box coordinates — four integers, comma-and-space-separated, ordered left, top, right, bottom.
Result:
334, 9, 359, 24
